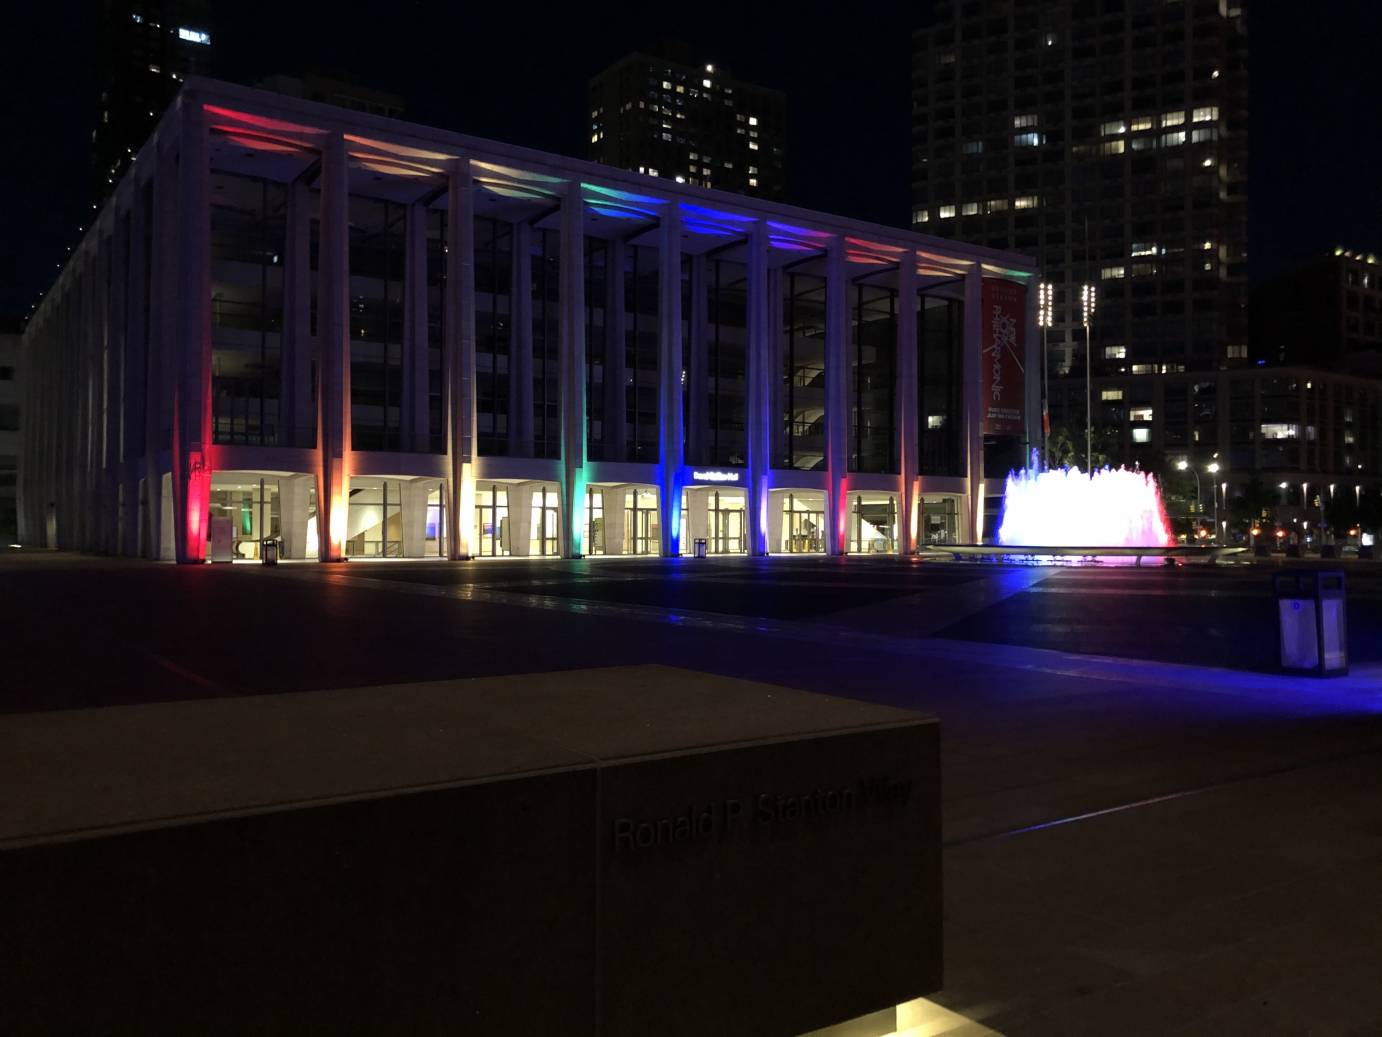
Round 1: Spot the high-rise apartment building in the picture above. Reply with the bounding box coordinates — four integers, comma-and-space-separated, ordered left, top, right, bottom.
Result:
1254, 249, 1382, 379
911, 0, 1249, 458
589, 48, 786, 200
94, 0, 214, 200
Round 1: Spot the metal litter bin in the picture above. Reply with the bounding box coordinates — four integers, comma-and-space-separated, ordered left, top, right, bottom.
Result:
261, 538, 279, 567
1273, 570, 1347, 676
693, 538, 708, 559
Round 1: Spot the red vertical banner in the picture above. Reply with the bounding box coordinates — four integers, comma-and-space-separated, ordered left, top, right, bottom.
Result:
981, 278, 1026, 437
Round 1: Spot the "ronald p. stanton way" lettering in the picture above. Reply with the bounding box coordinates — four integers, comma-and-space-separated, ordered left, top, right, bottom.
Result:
611, 774, 911, 854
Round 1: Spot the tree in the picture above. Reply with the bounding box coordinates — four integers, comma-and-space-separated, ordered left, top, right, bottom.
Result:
1046, 422, 1117, 471
1232, 478, 1276, 532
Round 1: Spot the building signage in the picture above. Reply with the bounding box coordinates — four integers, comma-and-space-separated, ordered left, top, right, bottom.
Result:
690, 470, 740, 484
980, 278, 1026, 437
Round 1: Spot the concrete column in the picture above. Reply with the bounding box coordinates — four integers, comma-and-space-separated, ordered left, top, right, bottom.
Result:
687, 254, 708, 464
1023, 275, 1041, 467
279, 474, 313, 559
316, 131, 350, 562
823, 239, 849, 555
403, 201, 431, 452
143, 155, 176, 559
745, 220, 770, 557
282, 179, 313, 450
559, 180, 587, 557
509, 221, 534, 457
171, 99, 212, 564
896, 255, 919, 556
657, 204, 684, 556
401, 477, 432, 557
100, 233, 122, 555
602, 485, 627, 555
604, 238, 627, 461
445, 159, 477, 559
962, 265, 985, 543
510, 482, 535, 556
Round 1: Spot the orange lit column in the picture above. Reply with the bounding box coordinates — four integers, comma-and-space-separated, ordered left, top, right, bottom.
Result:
896, 254, 919, 556
656, 201, 683, 557
445, 158, 477, 560
316, 131, 351, 561
558, 179, 586, 558
962, 263, 984, 543
823, 237, 849, 555
744, 218, 770, 556
172, 96, 212, 564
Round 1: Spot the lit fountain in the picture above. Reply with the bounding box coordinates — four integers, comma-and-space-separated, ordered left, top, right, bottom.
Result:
997, 463, 1175, 549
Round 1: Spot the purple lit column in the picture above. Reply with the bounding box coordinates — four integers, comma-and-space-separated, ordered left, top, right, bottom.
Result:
657, 202, 683, 556
744, 219, 770, 556
824, 237, 849, 555
896, 253, 918, 556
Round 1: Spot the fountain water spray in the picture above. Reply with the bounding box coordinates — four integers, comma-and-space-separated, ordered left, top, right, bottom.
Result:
997, 452, 1174, 548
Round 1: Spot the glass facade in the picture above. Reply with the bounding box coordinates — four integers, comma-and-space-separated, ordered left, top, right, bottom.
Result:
347, 197, 406, 452
476, 217, 513, 456
529, 485, 560, 555
850, 285, 898, 473
918, 294, 965, 477
532, 230, 561, 460
210, 172, 286, 446
585, 238, 609, 459
624, 245, 660, 462
346, 477, 402, 557
688, 259, 748, 466
781, 273, 827, 470
848, 492, 898, 553
474, 483, 511, 557
624, 488, 660, 555
779, 492, 826, 553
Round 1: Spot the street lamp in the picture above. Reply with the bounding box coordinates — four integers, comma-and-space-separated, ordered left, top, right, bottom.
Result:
1038, 282, 1053, 466
1207, 462, 1221, 544
1081, 283, 1096, 473
1177, 458, 1201, 538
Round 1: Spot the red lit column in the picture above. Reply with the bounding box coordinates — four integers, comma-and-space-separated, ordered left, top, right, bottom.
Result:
824, 237, 849, 555
896, 254, 919, 556
445, 158, 477, 560
316, 131, 350, 561
962, 263, 984, 543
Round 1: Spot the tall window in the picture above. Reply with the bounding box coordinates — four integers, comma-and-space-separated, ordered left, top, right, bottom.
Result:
850, 284, 898, 473
625, 244, 660, 461
585, 238, 608, 459
532, 230, 561, 459
689, 259, 748, 466
919, 294, 964, 477
210, 172, 285, 446
424, 211, 446, 452
781, 273, 826, 470
348, 197, 405, 451
476, 217, 513, 456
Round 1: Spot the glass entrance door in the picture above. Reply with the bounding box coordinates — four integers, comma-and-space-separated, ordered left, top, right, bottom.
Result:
530, 486, 559, 556
708, 490, 746, 554
624, 488, 659, 555
782, 492, 825, 553
475, 484, 510, 557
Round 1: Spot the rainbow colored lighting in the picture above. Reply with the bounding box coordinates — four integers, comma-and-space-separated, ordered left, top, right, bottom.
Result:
997, 467, 1174, 547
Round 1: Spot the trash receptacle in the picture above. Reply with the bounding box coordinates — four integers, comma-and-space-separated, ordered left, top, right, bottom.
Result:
1273, 570, 1347, 676
693, 538, 708, 559
261, 538, 279, 566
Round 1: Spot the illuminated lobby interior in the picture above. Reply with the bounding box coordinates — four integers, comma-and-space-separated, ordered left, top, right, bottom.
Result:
18, 78, 1039, 563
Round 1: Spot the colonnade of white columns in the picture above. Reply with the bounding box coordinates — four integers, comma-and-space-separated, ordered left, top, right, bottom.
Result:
18, 87, 1039, 563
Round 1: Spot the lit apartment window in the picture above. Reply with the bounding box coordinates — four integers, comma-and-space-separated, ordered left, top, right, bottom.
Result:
1226, 344, 1247, 359
1160, 131, 1186, 148
1132, 428, 1151, 443
1014, 132, 1044, 147
1101, 266, 1126, 280
1192, 106, 1218, 122
1100, 120, 1126, 136
703, 78, 712, 88
1101, 140, 1125, 156
1014, 196, 1038, 209
1161, 111, 1186, 128
938, 205, 956, 219
1101, 389, 1124, 401
1104, 345, 1127, 359
177, 26, 210, 44
1013, 114, 1038, 128
748, 116, 758, 126
962, 140, 984, 154
962, 202, 979, 215
748, 178, 758, 187
913, 208, 929, 224
987, 198, 1008, 212
1131, 243, 1157, 257
1260, 423, 1299, 440
1129, 116, 1153, 131
1129, 407, 1154, 421
1130, 364, 1156, 374
927, 415, 946, 429
748, 141, 759, 150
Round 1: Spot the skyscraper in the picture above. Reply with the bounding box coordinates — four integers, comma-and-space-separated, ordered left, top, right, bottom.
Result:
912, 0, 1248, 463
589, 46, 786, 200
93, 0, 213, 201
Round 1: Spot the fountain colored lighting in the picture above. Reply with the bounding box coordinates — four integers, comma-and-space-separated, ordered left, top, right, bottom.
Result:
997, 466, 1175, 547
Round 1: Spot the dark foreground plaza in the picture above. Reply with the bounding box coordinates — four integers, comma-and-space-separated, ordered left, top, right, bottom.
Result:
3, 550, 1380, 1034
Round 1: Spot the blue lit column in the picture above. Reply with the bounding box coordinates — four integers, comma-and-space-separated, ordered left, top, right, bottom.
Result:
745, 218, 771, 556
558, 180, 587, 557
824, 238, 849, 555
657, 202, 684, 556
962, 263, 984, 543
316, 130, 350, 562
445, 158, 477, 560
896, 254, 918, 556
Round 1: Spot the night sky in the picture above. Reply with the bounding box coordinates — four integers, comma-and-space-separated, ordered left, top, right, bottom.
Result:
4, 1, 1381, 321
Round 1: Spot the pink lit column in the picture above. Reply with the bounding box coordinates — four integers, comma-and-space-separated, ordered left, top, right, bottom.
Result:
896, 255, 919, 556
823, 237, 849, 555
172, 96, 212, 564
316, 131, 351, 561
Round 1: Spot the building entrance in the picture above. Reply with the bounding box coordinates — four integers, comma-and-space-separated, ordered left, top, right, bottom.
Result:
708, 491, 745, 554
848, 493, 898, 554
624, 488, 659, 555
